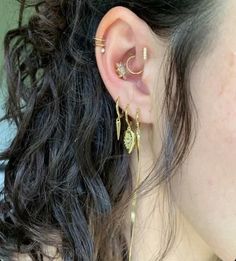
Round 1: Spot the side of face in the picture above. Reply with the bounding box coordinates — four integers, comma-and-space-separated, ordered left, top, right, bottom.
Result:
171, 1, 236, 260
94, 1, 236, 260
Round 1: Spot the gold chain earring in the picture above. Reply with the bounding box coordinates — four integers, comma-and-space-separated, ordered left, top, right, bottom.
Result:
128, 107, 142, 261
116, 96, 124, 141
135, 108, 141, 162
124, 104, 136, 154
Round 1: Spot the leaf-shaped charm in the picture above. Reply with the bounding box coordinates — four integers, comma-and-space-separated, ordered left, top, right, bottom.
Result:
124, 127, 136, 154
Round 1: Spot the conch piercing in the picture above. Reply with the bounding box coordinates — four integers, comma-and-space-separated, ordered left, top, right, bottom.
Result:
115, 47, 148, 80
93, 37, 106, 54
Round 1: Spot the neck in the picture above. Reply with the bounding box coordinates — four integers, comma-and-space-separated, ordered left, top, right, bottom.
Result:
125, 124, 217, 261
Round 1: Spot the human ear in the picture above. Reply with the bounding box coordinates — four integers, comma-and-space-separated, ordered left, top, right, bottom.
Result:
94, 6, 162, 124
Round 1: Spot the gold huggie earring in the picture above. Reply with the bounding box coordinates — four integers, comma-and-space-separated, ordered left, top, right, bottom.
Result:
93, 37, 106, 54
126, 55, 144, 75
124, 104, 136, 154
116, 96, 124, 141
135, 108, 141, 162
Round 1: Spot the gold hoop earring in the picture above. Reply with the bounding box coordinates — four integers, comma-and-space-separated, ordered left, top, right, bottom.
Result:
126, 55, 143, 75
135, 108, 141, 162
116, 96, 124, 141
93, 37, 106, 54
115, 47, 148, 80
124, 104, 136, 154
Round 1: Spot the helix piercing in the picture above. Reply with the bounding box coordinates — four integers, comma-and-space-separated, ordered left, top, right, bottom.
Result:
93, 37, 106, 54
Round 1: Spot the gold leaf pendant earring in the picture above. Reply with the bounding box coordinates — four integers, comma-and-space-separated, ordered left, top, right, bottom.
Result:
124, 104, 136, 154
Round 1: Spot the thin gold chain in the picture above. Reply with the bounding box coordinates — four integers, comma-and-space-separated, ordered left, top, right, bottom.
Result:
128, 155, 141, 261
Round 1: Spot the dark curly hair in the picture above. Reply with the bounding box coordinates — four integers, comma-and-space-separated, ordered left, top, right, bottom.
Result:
0, 0, 220, 260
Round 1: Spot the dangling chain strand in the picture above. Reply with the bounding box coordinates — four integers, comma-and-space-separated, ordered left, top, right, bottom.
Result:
128, 155, 141, 261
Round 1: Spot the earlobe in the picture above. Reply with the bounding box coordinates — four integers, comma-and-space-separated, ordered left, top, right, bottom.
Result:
93, 6, 157, 125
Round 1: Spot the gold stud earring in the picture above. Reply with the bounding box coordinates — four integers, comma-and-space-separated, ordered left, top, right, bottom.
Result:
116, 96, 124, 141
124, 104, 136, 154
135, 108, 141, 162
93, 37, 106, 54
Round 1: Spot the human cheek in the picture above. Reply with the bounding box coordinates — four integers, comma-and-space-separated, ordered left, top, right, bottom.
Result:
170, 51, 236, 261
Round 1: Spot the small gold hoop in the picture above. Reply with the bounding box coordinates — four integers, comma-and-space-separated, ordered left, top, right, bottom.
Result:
116, 96, 124, 118
126, 55, 143, 75
125, 104, 132, 127
93, 37, 106, 47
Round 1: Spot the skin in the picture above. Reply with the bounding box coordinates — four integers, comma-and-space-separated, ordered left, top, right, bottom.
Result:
95, 1, 236, 261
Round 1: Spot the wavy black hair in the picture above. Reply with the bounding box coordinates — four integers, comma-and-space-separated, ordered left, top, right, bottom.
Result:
0, 0, 220, 260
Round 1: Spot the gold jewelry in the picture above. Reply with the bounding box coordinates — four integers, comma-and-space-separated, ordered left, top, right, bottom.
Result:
128, 116, 141, 261
126, 55, 143, 75
115, 47, 148, 80
93, 37, 106, 54
124, 104, 136, 154
115, 96, 124, 141
115, 62, 127, 80
143, 47, 148, 61
135, 108, 141, 162
126, 107, 141, 261
114, 100, 142, 261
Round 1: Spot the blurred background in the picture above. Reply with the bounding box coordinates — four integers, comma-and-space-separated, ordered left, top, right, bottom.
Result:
0, 1, 19, 188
